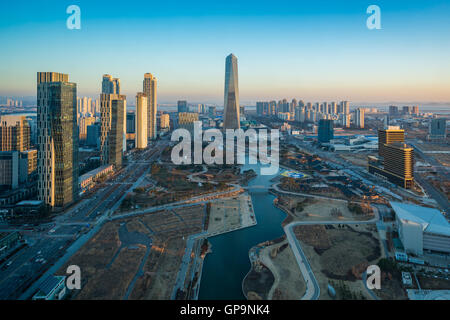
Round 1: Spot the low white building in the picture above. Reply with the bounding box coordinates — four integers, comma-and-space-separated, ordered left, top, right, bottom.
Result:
391, 202, 450, 255
328, 135, 378, 152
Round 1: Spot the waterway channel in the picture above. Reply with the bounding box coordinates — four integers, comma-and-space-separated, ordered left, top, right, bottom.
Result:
198, 161, 286, 300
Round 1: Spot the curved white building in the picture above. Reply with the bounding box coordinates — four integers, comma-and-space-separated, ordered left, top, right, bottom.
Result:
391, 201, 450, 255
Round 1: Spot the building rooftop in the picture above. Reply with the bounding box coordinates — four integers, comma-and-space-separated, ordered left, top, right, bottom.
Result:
391, 201, 450, 237
79, 164, 113, 182
16, 200, 43, 206
35, 275, 65, 297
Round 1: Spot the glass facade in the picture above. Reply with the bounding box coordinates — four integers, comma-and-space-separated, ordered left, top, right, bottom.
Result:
223, 54, 240, 130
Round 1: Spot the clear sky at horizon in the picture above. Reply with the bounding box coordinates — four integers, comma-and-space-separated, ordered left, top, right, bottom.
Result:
1, 0, 450, 104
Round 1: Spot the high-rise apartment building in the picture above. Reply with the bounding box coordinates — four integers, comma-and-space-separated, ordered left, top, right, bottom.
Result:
102, 74, 120, 95
0, 115, 30, 151
223, 54, 240, 130
256, 102, 270, 116
78, 116, 96, 140
143, 73, 157, 140
355, 108, 365, 129
159, 113, 170, 130
135, 93, 148, 149
37, 72, 78, 208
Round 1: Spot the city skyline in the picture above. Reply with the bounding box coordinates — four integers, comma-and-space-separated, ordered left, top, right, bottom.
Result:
1, 1, 450, 104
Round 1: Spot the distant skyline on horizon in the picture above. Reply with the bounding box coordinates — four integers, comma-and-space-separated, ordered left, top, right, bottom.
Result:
1, 0, 450, 103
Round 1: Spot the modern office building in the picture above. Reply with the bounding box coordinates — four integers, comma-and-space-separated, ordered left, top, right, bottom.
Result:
177, 100, 188, 113
0, 151, 19, 189
369, 127, 414, 189
135, 93, 148, 149
102, 74, 126, 152
378, 126, 405, 158
223, 54, 240, 130
126, 112, 136, 135
86, 123, 101, 149
355, 108, 365, 128
143, 73, 157, 140
391, 201, 450, 255
428, 118, 447, 140
0, 115, 31, 151
100, 93, 125, 168
318, 119, 334, 143
36, 72, 78, 208
0, 149, 36, 190
382, 143, 414, 187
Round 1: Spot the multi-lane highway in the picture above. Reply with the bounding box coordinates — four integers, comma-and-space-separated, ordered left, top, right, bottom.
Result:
0, 140, 169, 300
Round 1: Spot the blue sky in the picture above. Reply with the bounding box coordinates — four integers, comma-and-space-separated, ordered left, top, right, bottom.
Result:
1, 0, 449, 104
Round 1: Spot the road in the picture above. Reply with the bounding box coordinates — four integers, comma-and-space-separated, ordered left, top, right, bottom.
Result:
283, 206, 380, 300
409, 141, 450, 213
6, 140, 169, 300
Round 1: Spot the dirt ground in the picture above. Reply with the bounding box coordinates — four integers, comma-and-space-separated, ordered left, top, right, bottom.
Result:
260, 240, 306, 300
338, 152, 376, 167
295, 224, 383, 300
433, 153, 450, 167
207, 194, 254, 234
59, 205, 206, 300
417, 275, 450, 290
243, 264, 275, 300
279, 195, 373, 223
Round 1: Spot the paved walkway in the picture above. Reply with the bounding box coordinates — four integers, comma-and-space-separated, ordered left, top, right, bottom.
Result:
283, 207, 380, 300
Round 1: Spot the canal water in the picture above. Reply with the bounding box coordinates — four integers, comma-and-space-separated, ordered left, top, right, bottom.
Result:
198, 162, 286, 300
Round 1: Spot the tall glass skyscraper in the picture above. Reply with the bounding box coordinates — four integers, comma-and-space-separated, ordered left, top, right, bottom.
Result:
37, 72, 78, 208
223, 54, 240, 130
100, 92, 126, 168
